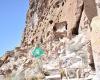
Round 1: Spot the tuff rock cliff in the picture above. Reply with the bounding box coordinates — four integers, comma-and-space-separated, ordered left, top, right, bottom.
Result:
0, 0, 99, 80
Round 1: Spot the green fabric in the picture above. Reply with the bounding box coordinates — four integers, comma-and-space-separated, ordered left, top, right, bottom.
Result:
32, 47, 44, 58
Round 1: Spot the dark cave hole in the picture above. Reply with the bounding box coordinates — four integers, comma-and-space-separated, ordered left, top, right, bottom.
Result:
49, 20, 53, 24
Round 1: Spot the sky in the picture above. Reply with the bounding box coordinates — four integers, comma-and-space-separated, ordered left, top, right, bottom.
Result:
0, 0, 29, 56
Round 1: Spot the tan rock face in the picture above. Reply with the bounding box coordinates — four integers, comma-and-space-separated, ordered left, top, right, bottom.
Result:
91, 16, 100, 79
21, 0, 84, 49
83, 0, 97, 21
95, 0, 100, 15
91, 16, 100, 53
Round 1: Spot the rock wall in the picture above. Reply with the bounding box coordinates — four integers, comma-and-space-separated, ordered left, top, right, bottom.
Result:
21, 0, 84, 49
91, 16, 100, 80
21, 0, 97, 51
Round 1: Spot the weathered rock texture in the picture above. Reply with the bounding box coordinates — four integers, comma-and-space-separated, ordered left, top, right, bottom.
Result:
0, 0, 99, 80
21, 0, 84, 48
91, 16, 100, 80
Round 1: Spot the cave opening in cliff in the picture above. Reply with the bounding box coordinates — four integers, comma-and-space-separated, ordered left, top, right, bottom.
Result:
53, 21, 67, 32
72, 26, 79, 35
49, 20, 53, 24
54, 1, 60, 8
31, 39, 34, 45
62, 2, 64, 6
40, 37, 43, 43
53, 21, 67, 40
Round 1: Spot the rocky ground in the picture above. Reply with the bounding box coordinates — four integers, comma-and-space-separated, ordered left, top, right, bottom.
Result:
0, 33, 96, 80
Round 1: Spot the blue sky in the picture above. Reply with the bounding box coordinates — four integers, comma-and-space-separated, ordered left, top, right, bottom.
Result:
0, 0, 29, 56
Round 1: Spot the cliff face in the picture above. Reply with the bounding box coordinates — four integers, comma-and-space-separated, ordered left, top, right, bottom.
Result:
21, 0, 84, 48
21, 0, 97, 52
0, 0, 98, 80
